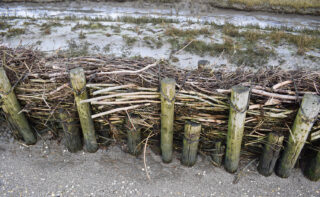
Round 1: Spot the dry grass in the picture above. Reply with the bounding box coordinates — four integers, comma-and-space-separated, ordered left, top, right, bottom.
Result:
143, 36, 163, 49
229, 0, 320, 9
122, 35, 138, 47
269, 31, 287, 44
78, 31, 86, 39
171, 37, 235, 56
223, 23, 240, 37
72, 22, 106, 31
0, 21, 12, 30
288, 34, 316, 55
117, 16, 179, 25
268, 31, 319, 55
244, 30, 262, 42
6, 28, 25, 37
232, 45, 275, 67
165, 27, 211, 38
222, 25, 320, 55
40, 22, 62, 35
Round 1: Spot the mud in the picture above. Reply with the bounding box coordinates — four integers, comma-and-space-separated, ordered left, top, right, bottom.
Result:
1, 1, 319, 70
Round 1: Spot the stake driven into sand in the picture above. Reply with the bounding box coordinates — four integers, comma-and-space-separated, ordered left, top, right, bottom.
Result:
59, 109, 82, 153
70, 67, 98, 153
182, 121, 201, 166
0, 67, 36, 145
212, 141, 225, 167
277, 94, 320, 178
258, 132, 284, 176
304, 151, 320, 181
225, 85, 250, 173
126, 115, 142, 156
160, 78, 176, 163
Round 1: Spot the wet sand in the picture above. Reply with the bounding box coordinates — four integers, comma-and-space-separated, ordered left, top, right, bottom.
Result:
0, 138, 319, 197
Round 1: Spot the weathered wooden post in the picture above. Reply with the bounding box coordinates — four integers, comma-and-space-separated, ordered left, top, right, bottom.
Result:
59, 109, 82, 153
304, 150, 320, 181
276, 94, 320, 178
197, 60, 210, 71
0, 67, 36, 145
70, 67, 98, 153
182, 121, 201, 166
257, 132, 284, 176
211, 141, 225, 167
160, 78, 176, 163
225, 85, 250, 173
126, 114, 141, 156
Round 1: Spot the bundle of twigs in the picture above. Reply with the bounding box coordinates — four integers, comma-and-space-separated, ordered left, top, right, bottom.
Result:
1, 46, 319, 156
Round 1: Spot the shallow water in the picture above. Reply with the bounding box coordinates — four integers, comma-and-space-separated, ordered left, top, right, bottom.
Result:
1, 1, 320, 30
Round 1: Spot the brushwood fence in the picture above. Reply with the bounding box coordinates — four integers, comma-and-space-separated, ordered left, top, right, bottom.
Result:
0, 47, 320, 181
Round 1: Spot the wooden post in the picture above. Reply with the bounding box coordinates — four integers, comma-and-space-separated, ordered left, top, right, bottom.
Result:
160, 78, 176, 163
304, 150, 320, 181
276, 94, 320, 178
70, 67, 98, 153
225, 85, 250, 173
0, 67, 36, 145
182, 121, 201, 166
126, 114, 141, 156
197, 60, 210, 71
59, 109, 82, 153
258, 132, 284, 176
211, 141, 225, 167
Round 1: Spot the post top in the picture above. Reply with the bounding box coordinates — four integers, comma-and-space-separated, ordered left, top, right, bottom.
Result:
70, 67, 84, 75
301, 94, 320, 119
161, 78, 176, 85
270, 131, 284, 137
232, 85, 250, 94
186, 120, 201, 127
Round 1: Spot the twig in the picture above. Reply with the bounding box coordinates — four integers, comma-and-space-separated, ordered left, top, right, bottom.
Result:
286, 123, 295, 143
177, 93, 216, 107
174, 39, 194, 55
233, 158, 257, 184
272, 80, 292, 90
42, 92, 51, 109
92, 84, 136, 95
116, 95, 160, 101
126, 110, 136, 131
92, 103, 151, 119
48, 83, 70, 95
97, 60, 160, 75
144, 132, 153, 181
81, 92, 159, 104
92, 100, 160, 105
17, 141, 30, 148
250, 89, 302, 100
198, 150, 219, 167
86, 83, 116, 88
217, 88, 303, 100
314, 82, 319, 94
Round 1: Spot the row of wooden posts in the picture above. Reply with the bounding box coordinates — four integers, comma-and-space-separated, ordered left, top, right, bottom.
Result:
0, 66, 320, 181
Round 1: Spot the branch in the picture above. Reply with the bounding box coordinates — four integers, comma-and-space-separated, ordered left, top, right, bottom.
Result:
92, 103, 151, 119
97, 60, 160, 75
251, 89, 302, 100
217, 88, 303, 100
272, 80, 292, 90
92, 84, 136, 95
